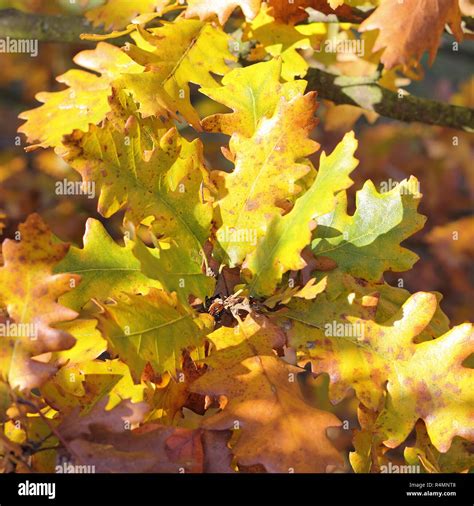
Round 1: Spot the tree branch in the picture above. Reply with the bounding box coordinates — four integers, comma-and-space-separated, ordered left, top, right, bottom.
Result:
306, 68, 474, 131
0, 8, 120, 44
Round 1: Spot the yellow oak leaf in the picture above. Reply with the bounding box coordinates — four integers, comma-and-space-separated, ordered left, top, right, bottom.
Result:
51, 319, 107, 367
42, 358, 147, 415
0, 214, 79, 390
291, 292, 474, 452
201, 59, 306, 138
214, 90, 319, 266
118, 19, 235, 127
243, 131, 358, 296
18, 43, 143, 150
247, 6, 324, 80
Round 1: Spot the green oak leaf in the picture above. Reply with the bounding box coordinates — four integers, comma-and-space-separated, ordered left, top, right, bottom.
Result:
96, 289, 214, 381
132, 237, 214, 304
312, 176, 426, 280
55, 219, 161, 311
64, 94, 213, 282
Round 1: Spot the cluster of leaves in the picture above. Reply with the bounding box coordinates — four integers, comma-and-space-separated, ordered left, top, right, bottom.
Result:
1, 0, 473, 474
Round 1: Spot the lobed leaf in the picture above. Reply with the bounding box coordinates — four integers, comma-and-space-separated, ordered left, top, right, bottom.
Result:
290, 292, 474, 452
18, 43, 142, 150
214, 90, 319, 266
118, 19, 236, 127
243, 131, 358, 296
96, 289, 214, 381
312, 177, 426, 280
359, 0, 463, 69
54, 219, 162, 311
0, 214, 78, 390
192, 315, 343, 472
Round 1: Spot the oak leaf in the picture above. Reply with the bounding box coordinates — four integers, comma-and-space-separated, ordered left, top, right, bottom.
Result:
54, 219, 162, 311
283, 270, 450, 347
247, 6, 324, 80
201, 59, 306, 137
42, 358, 146, 415
119, 20, 235, 127
86, 0, 170, 30
214, 90, 319, 266
243, 131, 358, 296
312, 177, 425, 281
291, 292, 474, 452
18, 43, 142, 150
96, 289, 213, 381
63, 95, 213, 281
0, 214, 78, 390
192, 315, 342, 472
359, 0, 464, 69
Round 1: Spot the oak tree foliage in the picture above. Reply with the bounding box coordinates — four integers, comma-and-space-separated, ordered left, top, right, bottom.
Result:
0, 0, 472, 474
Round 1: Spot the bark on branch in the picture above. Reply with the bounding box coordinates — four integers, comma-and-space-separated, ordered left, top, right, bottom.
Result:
307, 68, 474, 131
0, 9, 101, 43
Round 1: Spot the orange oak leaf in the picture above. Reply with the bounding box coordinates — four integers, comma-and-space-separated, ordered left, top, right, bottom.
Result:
192, 315, 342, 472
359, 0, 464, 69
59, 398, 203, 472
